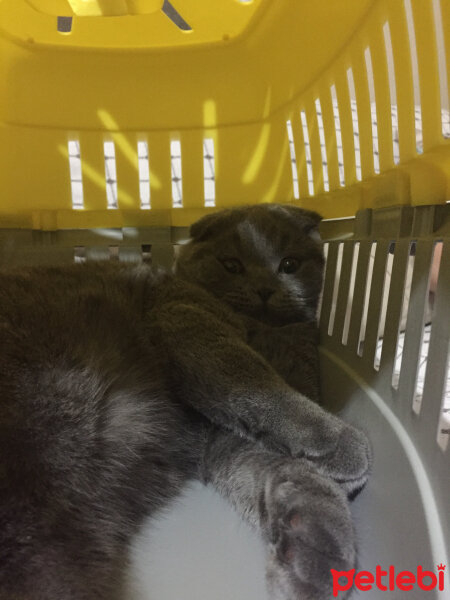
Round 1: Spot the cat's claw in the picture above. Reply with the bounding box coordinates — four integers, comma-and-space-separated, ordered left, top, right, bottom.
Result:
263, 462, 356, 600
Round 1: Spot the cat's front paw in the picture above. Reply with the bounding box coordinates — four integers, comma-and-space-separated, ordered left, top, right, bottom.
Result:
307, 425, 372, 498
264, 462, 356, 600
283, 404, 372, 498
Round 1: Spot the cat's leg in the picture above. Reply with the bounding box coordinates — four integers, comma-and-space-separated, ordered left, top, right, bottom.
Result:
149, 292, 370, 495
200, 428, 356, 600
245, 318, 321, 402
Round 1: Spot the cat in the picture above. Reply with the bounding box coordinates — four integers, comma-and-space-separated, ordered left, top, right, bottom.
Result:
175, 204, 324, 402
0, 204, 371, 600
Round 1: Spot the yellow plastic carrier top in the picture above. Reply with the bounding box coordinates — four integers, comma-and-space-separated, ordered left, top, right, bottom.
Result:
0, 0, 449, 230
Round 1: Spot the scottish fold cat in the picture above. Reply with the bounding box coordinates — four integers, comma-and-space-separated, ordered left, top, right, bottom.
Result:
0, 204, 370, 600
175, 204, 324, 402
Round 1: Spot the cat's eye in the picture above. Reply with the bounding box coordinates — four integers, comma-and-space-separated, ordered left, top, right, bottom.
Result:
279, 257, 300, 274
221, 258, 244, 274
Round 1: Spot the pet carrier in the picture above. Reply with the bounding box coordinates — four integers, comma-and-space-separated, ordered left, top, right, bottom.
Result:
0, 1, 448, 598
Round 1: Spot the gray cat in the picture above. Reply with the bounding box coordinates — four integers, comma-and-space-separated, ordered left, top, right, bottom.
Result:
0, 204, 370, 600
176, 204, 324, 402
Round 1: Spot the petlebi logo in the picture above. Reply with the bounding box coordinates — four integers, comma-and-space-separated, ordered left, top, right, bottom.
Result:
331, 564, 446, 596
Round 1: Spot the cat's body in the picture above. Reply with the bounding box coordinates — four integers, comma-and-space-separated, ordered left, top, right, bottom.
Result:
0, 205, 370, 600
0, 263, 201, 600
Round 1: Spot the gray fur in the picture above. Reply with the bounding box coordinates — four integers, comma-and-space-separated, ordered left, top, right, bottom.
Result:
175, 204, 324, 400
0, 205, 370, 600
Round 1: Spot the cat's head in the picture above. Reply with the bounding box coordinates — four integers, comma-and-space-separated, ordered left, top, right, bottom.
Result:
175, 204, 324, 325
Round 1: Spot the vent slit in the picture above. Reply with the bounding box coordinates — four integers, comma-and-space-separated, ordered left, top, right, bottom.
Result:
109, 246, 119, 261
300, 111, 314, 196
392, 242, 416, 389
375, 243, 395, 369
203, 138, 216, 207
74, 246, 86, 263
315, 98, 330, 192
328, 243, 344, 336
104, 141, 118, 209
364, 48, 380, 174
383, 23, 400, 164
138, 141, 150, 209
141, 244, 152, 264
358, 242, 377, 356
57, 16, 72, 33
161, 0, 192, 31
286, 120, 299, 199
170, 140, 183, 208
413, 242, 443, 413
432, 0, 450, 138
342, 242, 360, 346
68, 140, 84, 210
404, 0, 423, 153
346, 68, 362, 181
318, 242, 329, 322
437, 356, 450, 451
330, 85, 345, 186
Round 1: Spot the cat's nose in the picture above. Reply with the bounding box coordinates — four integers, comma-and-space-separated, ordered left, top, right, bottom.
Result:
257, 288, 274, 302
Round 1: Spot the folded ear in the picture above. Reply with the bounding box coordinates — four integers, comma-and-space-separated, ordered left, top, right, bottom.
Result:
277, 205, 323, 239
189, 208, 240, 242
189, 204, 322, 242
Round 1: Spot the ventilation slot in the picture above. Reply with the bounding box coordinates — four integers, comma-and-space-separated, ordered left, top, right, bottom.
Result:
300, 111, 314, 195
375, 243, 395, 370
432, 0, 450, 138
413, 242, 443, 413
138, 141, 150, 209
364, 48, 380, 174
404, 0, 423, 153
383, 23, 400, 164
57, 16, 72, 33
437, 356, 450, 452
161, 0, 192, 31
392, 241, 416, 389
74, 246, 86, 263
141, 244, 152, 264
286, 120, 299, 199
330, 85, 345, 186
342, 242, 360, 345
318, 242, 329, 322
104, 141, 118, 209
170, 140, 183, 208
315, 99, 329, 192
358, 242, 377, 357
347, 68, 362, 181
108, 246, 119, 261
68, 140, 84, 209
328, 243, 344, 336
203, 138, 216, 207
